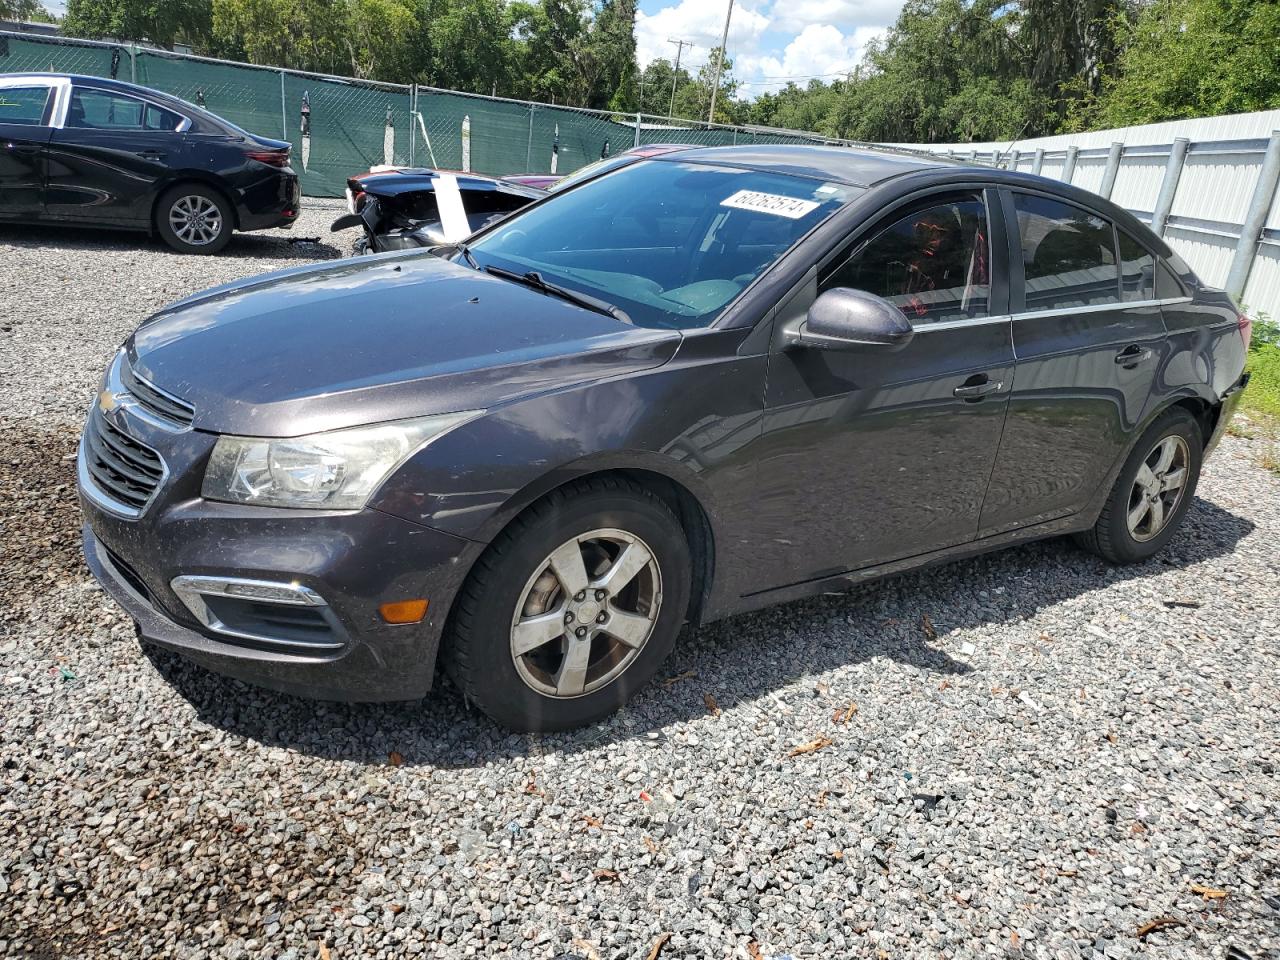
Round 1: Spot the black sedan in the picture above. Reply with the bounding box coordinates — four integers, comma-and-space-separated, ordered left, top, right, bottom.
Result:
77, 146, 1250, 731
0, 73, 299, 253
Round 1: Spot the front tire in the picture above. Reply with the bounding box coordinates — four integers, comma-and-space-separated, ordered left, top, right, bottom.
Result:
1076, 406, 1203, 564
443, 477, 692, 732
155, 184, 233, 254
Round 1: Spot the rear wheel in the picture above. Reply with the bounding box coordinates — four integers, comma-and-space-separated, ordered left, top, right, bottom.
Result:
443, 477, 692, 732
1075, 407, 1202, 563
155, 184, 232, 254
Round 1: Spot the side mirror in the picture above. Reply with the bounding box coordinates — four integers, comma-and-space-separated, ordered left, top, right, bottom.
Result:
784, 288, 915, 351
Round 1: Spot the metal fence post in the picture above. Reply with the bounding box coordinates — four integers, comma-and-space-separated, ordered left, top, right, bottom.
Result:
1008, 148, 1020, 172
1151, 137, 1190, 238
1100, 141, 1124, 199
634, 112, 642, 149
128, 46, 136, 83
1031, 148, 1045, 176
408, 84, 416, 167
526, 105, 535, 172
279, 70, 287, 140
1062, 145, 1079, 183
1226, 129, 1280, 301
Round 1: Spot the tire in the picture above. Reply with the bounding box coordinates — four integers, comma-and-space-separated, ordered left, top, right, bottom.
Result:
155, 183, 233, 254
443, 477, 692, 732
1075, 406, 1203, 564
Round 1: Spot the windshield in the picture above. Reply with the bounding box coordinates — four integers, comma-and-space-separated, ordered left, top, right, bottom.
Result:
547, 154, 635, 192
468, 160, 857, 329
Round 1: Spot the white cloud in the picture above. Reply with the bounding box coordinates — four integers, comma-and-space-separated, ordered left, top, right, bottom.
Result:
742, 23, 886, 95
635, 0, 771, 71
767, 0, 905, 34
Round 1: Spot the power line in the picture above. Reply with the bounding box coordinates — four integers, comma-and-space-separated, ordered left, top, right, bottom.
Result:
666, 38, 694, 118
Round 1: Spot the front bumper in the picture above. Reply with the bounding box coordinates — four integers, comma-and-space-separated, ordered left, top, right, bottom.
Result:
80, 489, 479, 702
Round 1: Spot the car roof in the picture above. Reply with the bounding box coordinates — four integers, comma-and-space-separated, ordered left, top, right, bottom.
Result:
661, 144, 952, 187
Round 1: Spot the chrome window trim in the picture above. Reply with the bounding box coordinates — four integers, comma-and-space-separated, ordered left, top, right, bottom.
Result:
1011, 295, 1192, 323
170, 576, 345, 652
910, 313, 1012, 334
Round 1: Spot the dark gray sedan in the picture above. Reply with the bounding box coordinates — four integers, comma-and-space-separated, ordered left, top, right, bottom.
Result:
78, 146, 1251, 731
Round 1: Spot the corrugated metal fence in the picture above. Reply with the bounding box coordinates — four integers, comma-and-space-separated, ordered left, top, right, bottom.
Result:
896, 114, 1280, 321
0, 29, 853, 199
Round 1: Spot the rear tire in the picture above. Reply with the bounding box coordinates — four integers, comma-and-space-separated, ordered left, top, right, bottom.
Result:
1075, 406, 1202, 564
443, 477, 692, 732
155, 183, 233, 255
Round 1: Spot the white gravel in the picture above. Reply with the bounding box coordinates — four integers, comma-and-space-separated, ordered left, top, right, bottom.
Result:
1, 202, 1279, 960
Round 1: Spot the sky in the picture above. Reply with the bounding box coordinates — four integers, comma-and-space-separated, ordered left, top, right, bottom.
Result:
37, 0, 909, 100
635, 0, 908, 99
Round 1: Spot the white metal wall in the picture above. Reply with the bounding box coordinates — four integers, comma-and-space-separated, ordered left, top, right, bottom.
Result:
888, 110, 1280, 320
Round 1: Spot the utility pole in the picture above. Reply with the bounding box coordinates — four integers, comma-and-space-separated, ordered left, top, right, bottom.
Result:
667, 38, 693, 119
707, 0, 735, 124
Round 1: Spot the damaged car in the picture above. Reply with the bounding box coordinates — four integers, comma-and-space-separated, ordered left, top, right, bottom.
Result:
332, 144, 689, 253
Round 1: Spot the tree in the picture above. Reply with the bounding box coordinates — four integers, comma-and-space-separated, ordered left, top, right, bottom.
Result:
64, 0, 212, 48
0, 0, 54, 21
1085, 0, 1280, 127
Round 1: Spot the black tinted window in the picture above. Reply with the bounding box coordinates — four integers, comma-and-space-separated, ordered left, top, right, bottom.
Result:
144, 103, 183, 131
67, 89, 144, 129
1015, 194, 1118, 311
1156, 260, 1187, 299
1118, 229, 1155, 302
823, 194, 990, 324
0, 86, 52, 126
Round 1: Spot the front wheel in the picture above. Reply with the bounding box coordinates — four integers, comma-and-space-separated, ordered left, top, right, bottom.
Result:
1076, 406, 1203, 564
155, 184, 233, 254
443, 477, 692, 732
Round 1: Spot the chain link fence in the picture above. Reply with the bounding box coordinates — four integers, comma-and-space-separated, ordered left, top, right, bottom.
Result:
2, 29, 855, 198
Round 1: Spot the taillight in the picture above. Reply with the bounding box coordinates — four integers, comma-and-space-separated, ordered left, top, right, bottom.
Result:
245, 149, 289, 168
1239, 312, 1253, 351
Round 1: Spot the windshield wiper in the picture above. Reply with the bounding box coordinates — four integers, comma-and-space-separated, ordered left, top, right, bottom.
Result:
454, 242, 480, 270
483, 265, 631, 324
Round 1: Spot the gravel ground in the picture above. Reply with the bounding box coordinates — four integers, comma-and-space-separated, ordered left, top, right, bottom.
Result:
2, 202, 1279, 960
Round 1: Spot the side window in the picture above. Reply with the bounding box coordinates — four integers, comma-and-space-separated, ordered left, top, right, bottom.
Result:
1014, 193, 1118, 311
1155, 260, 1188, 300
822, 193, 990, 324
144, 103, 183, 131
0, 86, 53, 126
67, 89, 145, 130
1118, 228, 1155, 302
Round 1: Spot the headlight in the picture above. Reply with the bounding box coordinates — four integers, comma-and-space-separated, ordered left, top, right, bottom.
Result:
202, 412, 480, 510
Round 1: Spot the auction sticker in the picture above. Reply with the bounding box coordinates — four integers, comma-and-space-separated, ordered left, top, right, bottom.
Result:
721, 189, 820, 219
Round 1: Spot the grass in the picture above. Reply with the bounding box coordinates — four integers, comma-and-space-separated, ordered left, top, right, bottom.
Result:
1237, 319, 1280, 475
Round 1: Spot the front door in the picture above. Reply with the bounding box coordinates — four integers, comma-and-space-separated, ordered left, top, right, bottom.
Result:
979, 190, 1167, 535
0, 82, 56, 218
45, 85, 185, 225
753, 189, 1015, 589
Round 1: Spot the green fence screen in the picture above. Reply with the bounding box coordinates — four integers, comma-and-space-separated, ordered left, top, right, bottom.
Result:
2, 29, 845, 198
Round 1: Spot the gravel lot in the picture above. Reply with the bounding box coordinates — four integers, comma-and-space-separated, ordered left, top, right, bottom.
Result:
2, 202, 1279, 960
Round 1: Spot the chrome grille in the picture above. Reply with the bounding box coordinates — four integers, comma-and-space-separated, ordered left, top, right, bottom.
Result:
119, 362, 195, 429
83, 411, 165, 513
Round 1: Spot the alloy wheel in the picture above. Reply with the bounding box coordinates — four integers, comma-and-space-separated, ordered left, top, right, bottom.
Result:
168, 195, 224, 246
1126, 435, 1190, 542
510, 528, 662, 698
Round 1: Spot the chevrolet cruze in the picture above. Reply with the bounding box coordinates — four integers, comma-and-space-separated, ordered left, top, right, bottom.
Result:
78, 146, 1251, 731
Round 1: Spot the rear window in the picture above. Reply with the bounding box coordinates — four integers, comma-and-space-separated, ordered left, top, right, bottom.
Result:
1118, 229, 1155, 302
0, 86, 52, 126
1014, 193, 1119, 311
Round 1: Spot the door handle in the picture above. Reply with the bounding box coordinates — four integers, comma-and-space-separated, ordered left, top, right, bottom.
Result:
1115, 345, 1154, 367
953, 375, 1003, 401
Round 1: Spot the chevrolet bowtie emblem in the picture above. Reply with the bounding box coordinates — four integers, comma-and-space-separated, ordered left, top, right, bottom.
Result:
98, 389, 123, 413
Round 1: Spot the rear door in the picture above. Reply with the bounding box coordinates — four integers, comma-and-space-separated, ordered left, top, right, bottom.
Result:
753, 188, 1015, 585
978, 190, 1167, 534
0, 80, 57, 217
45, 85, 187, 225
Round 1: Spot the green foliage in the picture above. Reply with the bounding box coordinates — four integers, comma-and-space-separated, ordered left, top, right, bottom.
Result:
65, 0, 211, 48
1243, 343, 1280, 423
0, 0, 54, 21
1086, 0, 1280, 128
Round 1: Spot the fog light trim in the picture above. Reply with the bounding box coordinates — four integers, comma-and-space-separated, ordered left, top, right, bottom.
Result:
170, 575, 343, 651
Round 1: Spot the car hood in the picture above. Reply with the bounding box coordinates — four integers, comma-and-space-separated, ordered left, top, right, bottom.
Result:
127, 252, 681, 437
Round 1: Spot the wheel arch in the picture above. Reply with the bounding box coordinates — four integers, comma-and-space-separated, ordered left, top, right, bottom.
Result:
463, 459, 719, 630
151, 175, 241, 233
